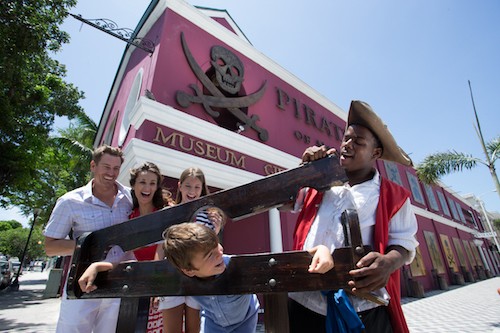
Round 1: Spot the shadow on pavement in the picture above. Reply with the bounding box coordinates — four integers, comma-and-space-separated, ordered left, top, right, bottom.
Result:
0, 316, 50, 333
0, 289, 45, 307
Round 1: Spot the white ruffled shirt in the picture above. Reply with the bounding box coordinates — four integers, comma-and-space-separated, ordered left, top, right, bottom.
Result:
289, 170, 418, 315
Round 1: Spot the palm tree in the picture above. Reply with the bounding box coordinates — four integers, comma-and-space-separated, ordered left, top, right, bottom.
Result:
51, 111, 97, 165
50, 111, 97, 186
416, 81, 500, 201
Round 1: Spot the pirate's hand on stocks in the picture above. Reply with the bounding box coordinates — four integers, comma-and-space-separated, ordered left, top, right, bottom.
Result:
301, 145, 337, 163
348, 246, 408, 293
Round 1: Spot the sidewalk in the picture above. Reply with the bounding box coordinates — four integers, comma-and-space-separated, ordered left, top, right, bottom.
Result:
0, 270, 59, 333
0, 270, 499, 332
403, 277, 500, 333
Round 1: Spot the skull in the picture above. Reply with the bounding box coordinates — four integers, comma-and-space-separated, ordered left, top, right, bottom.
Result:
210, 45, 244, 95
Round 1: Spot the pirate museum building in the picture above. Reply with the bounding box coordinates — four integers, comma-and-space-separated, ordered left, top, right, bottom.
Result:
91, 0, 498, 303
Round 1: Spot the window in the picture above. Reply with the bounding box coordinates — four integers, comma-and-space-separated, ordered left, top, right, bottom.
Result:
406, 171, 425, 205
455, 202, 466, 223
118, 68, 144, 146
424, 183, 439, 211
447, 197, 460, 220
424, 231, 445, 274
437, 191, 451, 217
383, 161, 403, 186
468, 210, 479, 229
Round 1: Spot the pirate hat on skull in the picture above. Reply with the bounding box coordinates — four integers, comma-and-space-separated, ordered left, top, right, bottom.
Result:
347, 100, 413, 166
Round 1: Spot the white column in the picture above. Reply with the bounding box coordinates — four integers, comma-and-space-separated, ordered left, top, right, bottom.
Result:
268, 208, 283, 252
488, 248, 500, 275
494, 251, 500, 275
478, 199, 500, 256
473, 239, 491, 271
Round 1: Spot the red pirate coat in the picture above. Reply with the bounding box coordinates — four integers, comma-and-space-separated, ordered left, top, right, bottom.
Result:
292, 177, 410, 333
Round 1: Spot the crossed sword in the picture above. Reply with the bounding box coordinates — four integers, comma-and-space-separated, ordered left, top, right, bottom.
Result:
176, 32, 269, 141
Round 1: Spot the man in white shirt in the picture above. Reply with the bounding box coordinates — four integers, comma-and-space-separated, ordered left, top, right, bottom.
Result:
44, 144, 133, 333
287, 101, 418, 333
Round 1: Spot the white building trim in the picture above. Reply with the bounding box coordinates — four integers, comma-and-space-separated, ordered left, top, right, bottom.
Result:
129, 97, 301, 170
412, 205, 478, 234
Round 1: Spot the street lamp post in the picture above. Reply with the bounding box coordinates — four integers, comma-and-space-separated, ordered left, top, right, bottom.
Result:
10, 208, 42, 291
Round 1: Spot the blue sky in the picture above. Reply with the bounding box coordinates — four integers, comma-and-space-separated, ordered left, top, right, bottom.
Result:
2, 0, 499, 226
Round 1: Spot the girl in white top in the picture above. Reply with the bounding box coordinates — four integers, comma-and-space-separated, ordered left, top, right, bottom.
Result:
155, 167, 210, 333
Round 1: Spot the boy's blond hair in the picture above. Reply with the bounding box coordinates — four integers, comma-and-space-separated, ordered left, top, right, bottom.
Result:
163, 222, 218, 271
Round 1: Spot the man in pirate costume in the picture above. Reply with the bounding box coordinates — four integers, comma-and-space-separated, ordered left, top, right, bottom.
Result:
286, 100, 418, 333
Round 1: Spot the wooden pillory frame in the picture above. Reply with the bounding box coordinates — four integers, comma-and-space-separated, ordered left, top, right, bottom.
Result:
66, 156, 378, 332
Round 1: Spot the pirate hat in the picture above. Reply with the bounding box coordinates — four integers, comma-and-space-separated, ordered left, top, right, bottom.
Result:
347, 100, 413, 166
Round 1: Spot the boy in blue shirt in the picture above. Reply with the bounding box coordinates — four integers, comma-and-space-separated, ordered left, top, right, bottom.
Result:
79, 220, 261, 333
79, 215, 334, 332
163, 222, 259, 333
163, 222, 334, 333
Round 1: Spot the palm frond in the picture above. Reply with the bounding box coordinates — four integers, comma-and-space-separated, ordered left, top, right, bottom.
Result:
416, 151, 482, 184
49, 137, 93, 159
486, 136, 500, 163
74, 111, 98, 131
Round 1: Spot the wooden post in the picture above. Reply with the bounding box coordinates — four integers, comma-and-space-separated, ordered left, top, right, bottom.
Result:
263, 293, 290, 333
116, 298, 150, 333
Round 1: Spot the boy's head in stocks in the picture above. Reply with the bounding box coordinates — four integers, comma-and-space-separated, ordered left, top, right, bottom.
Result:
163, 222, 226, 278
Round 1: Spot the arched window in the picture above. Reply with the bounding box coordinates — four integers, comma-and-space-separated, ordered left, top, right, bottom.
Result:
118, 68, 143, 146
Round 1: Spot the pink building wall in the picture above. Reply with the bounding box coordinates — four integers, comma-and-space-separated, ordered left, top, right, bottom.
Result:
95, 0, 498, 294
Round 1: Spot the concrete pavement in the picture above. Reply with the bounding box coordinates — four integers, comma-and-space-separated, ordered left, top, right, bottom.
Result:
0, 270, 59, 332
403, 277, 500, 333
0, 269, 499, 332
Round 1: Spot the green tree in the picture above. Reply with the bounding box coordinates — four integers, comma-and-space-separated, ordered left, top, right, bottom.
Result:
416, 141, 499, 190
0, 0, 83, 206
416, 81, 500, 201
0, 220, 22, 232
494, 218, 500, 231
7, 113, 97, 221
0, 225, 45, 260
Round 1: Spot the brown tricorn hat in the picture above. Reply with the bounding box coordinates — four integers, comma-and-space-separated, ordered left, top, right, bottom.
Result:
347, 100, 413, 166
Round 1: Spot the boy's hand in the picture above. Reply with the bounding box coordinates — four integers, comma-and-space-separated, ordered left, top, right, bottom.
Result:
78, 264, 99, 293
207, 209, 223, 233
77, 261, 114, 293
307, 245, 334, 273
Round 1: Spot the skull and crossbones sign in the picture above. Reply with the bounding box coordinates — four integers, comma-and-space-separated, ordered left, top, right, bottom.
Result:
176, 32, 268, 141
211, 45, 244, 95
